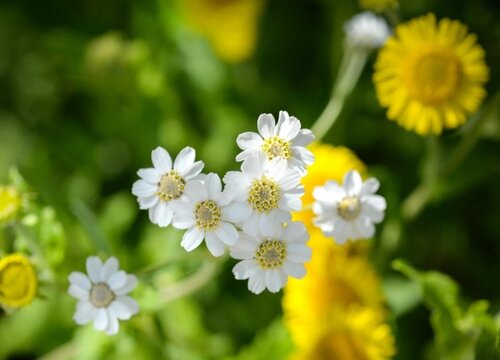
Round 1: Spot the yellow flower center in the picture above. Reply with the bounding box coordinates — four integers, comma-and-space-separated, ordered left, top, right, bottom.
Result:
0, 254, 37, 308
89, 283, 115, 308
338, 196, 361, 221
405, 46, 462, 105
0, 186, 22, 223
255, 240, 287, 269
261, 136, 292, 160
195, 200, 222, 231
248, 177, 280, 213
158, 171, 185, 202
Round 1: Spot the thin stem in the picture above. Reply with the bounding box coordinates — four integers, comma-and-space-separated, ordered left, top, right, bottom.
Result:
311, 47, 368, 141
136, 251, 204, 277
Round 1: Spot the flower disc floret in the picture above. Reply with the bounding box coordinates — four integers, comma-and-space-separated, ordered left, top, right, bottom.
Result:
89, 283, 115, 308
248, 177, 280, 213
158, 170, 185, 201
195, 200, 221, 231
338, 196, 362, 221
255, 240, 287, 269
262, 136, 292, 160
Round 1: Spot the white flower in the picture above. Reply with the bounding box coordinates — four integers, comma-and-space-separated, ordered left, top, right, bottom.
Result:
344, 12, 390, 50
223, 154, 304, 237
230, 221, 311, 294
170, 173, 238, 257
132, 146, 204, 228
68, 256, 139, 336
235, 111, 314, 175
313, 170, 387, 244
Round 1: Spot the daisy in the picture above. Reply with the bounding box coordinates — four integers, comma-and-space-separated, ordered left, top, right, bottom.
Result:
170, 173, 238, 257
344, 12, 390, 51
312, 170, 386, 243
235, 111, 314, 174
223, 154, 304, 237
68, 256, 139, 336
231, 221, 311, 294
374, 14, 489, 135
132, 146, 204, 227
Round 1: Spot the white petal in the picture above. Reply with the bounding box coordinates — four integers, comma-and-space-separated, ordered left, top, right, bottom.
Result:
343, 170, 363, 196
286, 244, 312, 263
247, 271, 266, 294
236, 131, 263, 150
73, 301, 96, 325
183, 161, 204, 180
111, 296, 139, 320
292, 129, 315, 147
205, 173, 222, 199
232, 260, 257, 280
205, 231, 225, 257
108, 271, 127, 290
68, 272, 91, 290
181, 227, 204, 252
355, 216, 375, 239
214, 222, 238, 246
362, 194, 387, 215
279, 193, 302, 212
235, 149, 257, 162
184, 180, 207, 203
313, 181, 345, 203
257, 113, 276, 138
105, 309, 119, 336
138, 195, 158, 210
86, 256, 103, 283
282, 222, 308, 244
151, 202, 173, 227
242, 212, 260, 236
276, 111, 300, 140
137, 168, 162, 184
132, 180, 156, 197
241, 155, 264, 178
294, 146, 314, 165
229, 233, 259, 259
101, 257, 119, 282
222, 202, 252, 223
258, 214, 281, 238
174, 147, 196, 176
277, 170, 301, 191
69, 285, 89, 300
151, 147, 172, 173
93, 308, 109, 331
114, 275, 137, 296
283, 260, 306, 278
360, 178, 380, 195
265, 269, 285, 293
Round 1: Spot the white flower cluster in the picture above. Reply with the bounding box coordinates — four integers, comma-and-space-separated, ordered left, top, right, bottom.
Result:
344, 11, 390, 50
133, 111, 314, 294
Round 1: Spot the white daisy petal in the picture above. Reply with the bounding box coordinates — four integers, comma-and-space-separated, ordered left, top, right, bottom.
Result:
265, 269, 284, 293
205, 231, 225, 257
181, 227, 204, 252
112, 296, 139, 319
360, 178, 380, 195
86, 256, 103, 283
138, 195, 158, 210
174, 146, 196, 176
114, 275, 138, 296
151, 202, 173, 227
69, 285, 89, 300
183, 160, 204, 180
105, 309, 120, 336
73, 301, 96, 325
276, 111, 300, 140
108, 271, 127, 291
68, 272, 91, 290
151, 146, 172, 172
214, 221, 238, 246
248, 271, 266, 294
283, 260, 307, 278
131, 180, 156, 197
286, 244, 312, 263
237, 132, 264, 150
205, 173, 222, 199
222, 202, 252, 223
101, 257, 119, 282
292, 129, 315, 147
137, 168, 162, 184
344, 170, 363, 196
257, 113, 276, 138
232, 260, 257, 280
94, 308, 109, 331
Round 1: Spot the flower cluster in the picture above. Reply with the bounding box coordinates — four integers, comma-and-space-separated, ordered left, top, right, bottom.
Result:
132, 111, 314, 295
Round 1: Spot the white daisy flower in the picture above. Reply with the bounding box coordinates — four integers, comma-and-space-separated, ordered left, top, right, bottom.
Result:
230, 221, 311, 294
223, 154, 304, 237
132, 146, 204, 228
344, 12, 390, 50
68, 256, 139, 336
312, 170, 387, 244
235, 111, 314, 175
170, 173, 238, 257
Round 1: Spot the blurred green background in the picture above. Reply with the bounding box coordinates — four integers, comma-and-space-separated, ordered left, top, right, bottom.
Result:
1, 0, 500, 359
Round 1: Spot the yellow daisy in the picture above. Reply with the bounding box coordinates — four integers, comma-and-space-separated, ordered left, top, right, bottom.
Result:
359, 0, 398, 13
289, 306, 396, 360
283, 233, 386, 347
374, 14, 489, 135
0, 186, 22, 224
179, 0, 264, 63
0, 253, 38, 308
292, 143, 366, 230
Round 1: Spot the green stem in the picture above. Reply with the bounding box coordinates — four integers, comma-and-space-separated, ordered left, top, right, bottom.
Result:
311, 47, 368, 141
136, 251, 204, 278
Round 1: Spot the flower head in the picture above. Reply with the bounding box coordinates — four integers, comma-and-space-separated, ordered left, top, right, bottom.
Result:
68, 256, 139, 336
0, 253, 37, 308
374, 14, 489, 135
171, 173, 238, 256
132, 146, 204, 227
344, 12, 390, 50
313, 170, 386, 243
0, 186, 22, 225
230, 222, 311, 294
223, 154, 304, 237
236, 112, 314, 175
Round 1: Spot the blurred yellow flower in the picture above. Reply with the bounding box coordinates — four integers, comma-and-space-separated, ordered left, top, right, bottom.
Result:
0, 186, 22, 224
0, 253, 38, 308
283, 233, 386, 348
292, 143, 366, 230
289, 306, 395, 360
374, 14, 489, 135
359, 0, 397, 12
180, 0, 264, 63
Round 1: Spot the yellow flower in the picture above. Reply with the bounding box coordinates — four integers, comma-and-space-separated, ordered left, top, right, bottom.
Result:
359, 0, 397, 13
180, 0, 264, 63
289, 306, 396, 360
292, 143, 366, 230
283, 233, 386, 347
0, 186, 22, 224
374, 14, 489, 135
0, 253, 38, 308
